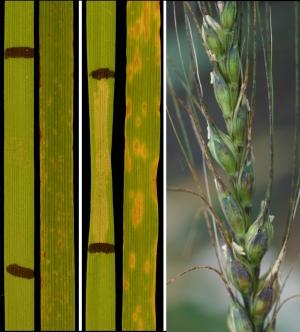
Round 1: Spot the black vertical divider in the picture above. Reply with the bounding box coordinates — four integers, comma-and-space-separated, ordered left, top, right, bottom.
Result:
34, 2, 41, 330
82, 1, 90, 329
0, 1, 5, 328
73, 2, 79, 330
112, 2, 127, 330
156, 2, 164, 330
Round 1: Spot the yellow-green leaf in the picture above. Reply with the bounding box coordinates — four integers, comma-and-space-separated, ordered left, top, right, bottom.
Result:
86, 1, 116, 330
40, 2, 75, 330
122, 2, 161, 331
4, 1, 34, 330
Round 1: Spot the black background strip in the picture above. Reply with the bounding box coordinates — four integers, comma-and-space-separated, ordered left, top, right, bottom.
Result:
0, 1, 5, 328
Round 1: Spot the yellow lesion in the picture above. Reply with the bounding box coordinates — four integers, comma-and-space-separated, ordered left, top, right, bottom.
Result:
137, 319, 144, 331
131, 191, 144, 227
132, 138, 148, 160
135, 116, 141, 128
124, 143, 132, 172
127, 48, 142, 82
126, 96, 133, 118
124, 280, 129, 291
127, 2, 150, 41
141, 101, 147, 117
90, 80, 112, 243
144, 260, 150, 274
129, 252, 136, 269
131, 305, 144, 329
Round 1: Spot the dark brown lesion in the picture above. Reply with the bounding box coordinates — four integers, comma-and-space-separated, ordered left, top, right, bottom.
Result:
4, 47, 34, 59
88, 242, 115, 254
90, 68, 115, 80
6, 264, 34, 279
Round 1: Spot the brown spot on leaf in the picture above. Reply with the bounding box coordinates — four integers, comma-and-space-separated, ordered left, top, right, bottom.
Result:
5, 47, 34, 58
90, 68, 115, 80
88, 242, 115, 254
6, 264, 34, 279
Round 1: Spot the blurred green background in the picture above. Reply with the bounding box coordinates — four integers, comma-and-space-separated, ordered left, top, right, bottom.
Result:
167, 2, 300, 331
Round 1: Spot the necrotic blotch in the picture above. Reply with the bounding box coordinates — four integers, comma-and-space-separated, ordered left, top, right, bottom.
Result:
88, 242, 115, 253
6, 264, 34, 279
5, 47, 34, 59
90, 68, 115, 80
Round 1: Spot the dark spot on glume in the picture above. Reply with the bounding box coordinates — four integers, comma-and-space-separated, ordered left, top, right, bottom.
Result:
88, 242, 115, 254
90, 68, 115, 80
6, 264, 34, 279
5, 47, 34, 59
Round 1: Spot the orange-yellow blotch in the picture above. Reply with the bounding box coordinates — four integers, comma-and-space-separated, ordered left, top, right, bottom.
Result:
129, 252, 136, 269
124, 280, 129, 290
127, 2, 150, 41
126, 96, 132, 118
132, 312, 138, 322
125, 143, 132, 172
144, 260, 151, 274
135, 116, 142, 128
127, 48, 142, 82
141, 101, 148, 117
132, 138, 148, 160
137, 319, 144, 330
136, 304, 142, 314
132, 191, 144, 227
155, 33, 161, 66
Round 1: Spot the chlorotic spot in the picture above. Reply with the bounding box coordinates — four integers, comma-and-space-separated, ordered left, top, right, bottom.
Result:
132, 192, 144, 227
144, 260, 151, 274
135, 116, 142, 128
132, 138, 148, 160
129, 252, 136, 269
127, 48, 142, 82
136, 304, 142, 313
126, 96, 133, 118
124, 280, 129, 290
132, 312, 138, 322
125, 144, 132, 172
142, 101, 148, 117
137, 319, 144, 330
